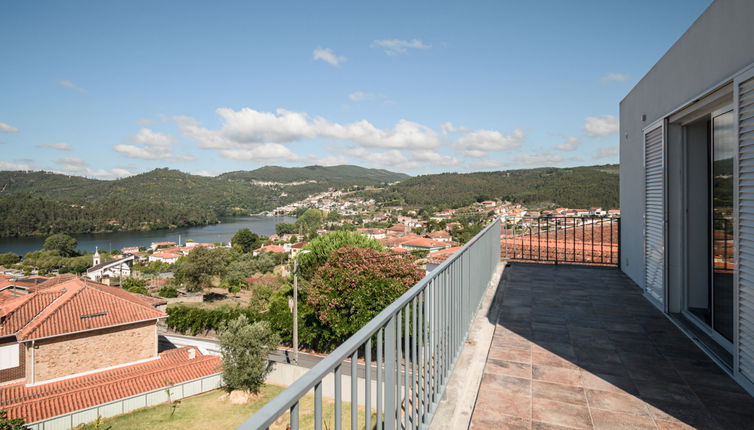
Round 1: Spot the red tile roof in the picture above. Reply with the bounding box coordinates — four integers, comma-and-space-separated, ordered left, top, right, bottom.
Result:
1, 347, 221, 423
401, 238, 449, 249
0, 277, 165, 341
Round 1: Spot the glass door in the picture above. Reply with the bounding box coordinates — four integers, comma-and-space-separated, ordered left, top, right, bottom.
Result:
710, 108, 735, 343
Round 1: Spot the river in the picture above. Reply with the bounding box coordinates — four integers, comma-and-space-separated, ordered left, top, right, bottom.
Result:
0, 216, 297, 255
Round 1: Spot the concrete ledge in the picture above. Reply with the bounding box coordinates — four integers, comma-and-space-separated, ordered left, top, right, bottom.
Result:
429, 262, 506, 430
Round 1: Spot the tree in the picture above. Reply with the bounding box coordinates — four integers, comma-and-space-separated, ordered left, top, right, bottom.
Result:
231, 228, 261, 253
218, 316, 280, 394
305, 247, 423, 350
0, 253, 20, 267
174, 247, 231, 292
296, 231, 385, 279
223, 253, 279, 288
0, 410, 28, 430
275, 222, 296, 235
43, 233, 78, 257
294, 208, 324, 236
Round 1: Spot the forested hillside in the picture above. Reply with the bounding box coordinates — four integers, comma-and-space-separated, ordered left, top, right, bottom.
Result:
0, 166, 409, 237
369, 165, 619, 210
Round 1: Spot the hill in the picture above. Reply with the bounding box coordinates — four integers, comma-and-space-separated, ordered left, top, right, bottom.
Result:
218, 165, 410, 185
369, 165, 619, 210
0, 166, 409, 237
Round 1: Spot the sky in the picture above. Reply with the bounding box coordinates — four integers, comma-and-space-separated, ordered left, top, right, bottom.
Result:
0, 0, 712, 178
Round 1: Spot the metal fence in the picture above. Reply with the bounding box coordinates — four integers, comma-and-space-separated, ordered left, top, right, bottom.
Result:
501, 216, 620, 267
240, 218, 502, 430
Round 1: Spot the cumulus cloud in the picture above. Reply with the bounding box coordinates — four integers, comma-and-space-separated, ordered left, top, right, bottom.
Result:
58, 79, 86, 92
0, 160, 33, 171
554, 136, 580, 152
371, 39, 431, 56
457, 129, 525, 157
313, 48, 346, 66
602, 73, 627, 82
37, 142, 73, 151
113, 128, 191, 160
0, 122, 19, 133
511, 152, 564, 166
593, 145, 619, 160
175, 107, 442, 151
53, 157, 131, 179
584, 115, 618, 138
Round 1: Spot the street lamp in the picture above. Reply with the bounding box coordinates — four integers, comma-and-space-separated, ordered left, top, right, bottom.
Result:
291, 249, 310, 365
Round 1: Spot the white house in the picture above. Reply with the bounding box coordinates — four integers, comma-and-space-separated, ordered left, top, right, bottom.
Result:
148, 252, 181, 264
620, 0, 754, 395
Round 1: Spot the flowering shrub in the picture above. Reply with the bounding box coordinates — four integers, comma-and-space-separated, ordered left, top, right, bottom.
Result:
306, 247, 423, 347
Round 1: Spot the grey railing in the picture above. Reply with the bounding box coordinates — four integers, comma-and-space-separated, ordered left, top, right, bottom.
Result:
240, 217, 501, 430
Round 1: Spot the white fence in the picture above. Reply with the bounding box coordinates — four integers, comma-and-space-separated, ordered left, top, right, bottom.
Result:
26, 373, 224, 430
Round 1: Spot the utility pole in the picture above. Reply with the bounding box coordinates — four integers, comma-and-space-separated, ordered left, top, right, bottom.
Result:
291, 249, 310, 365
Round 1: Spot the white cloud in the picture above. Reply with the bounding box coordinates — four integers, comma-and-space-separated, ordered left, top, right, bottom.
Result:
371, 39, 431, 56
305, 154, 349, 166
0, 160, 33, 170
470, 159, 506, 171
53, 157, 132, 179
0, 122, 19, 133
193, 170, 214, 177
554, 136, 580, 152
313, 48, 346, 66
457, 129, 525, 157
511, 152, 564, 166
175, 108, 442, 151
58, 79, 86, 92
348, 92, 387, 102
113, 128, 188, 160
584, 115, 618, 138
602, 73, 627, 82
593, 145, 619, 160
37, 142, 73, 151
219, 144, 301, 162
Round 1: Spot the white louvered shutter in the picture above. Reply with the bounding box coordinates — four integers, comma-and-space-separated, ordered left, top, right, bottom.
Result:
644, 123, 665, 307
735, 68, 754, 383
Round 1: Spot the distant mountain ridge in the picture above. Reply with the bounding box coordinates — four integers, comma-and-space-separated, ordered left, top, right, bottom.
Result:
219, 165, 410, 185
367, 164, 619, 210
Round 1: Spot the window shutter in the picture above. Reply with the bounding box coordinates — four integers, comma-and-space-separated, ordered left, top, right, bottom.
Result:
735, 69, 754, 383
644, 123, 665, 306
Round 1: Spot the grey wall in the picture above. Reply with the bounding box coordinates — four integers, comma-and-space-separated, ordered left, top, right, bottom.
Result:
619, 0, 754, 287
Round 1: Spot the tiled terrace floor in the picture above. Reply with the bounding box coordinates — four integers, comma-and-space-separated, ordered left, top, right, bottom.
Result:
470, 263, 754, 430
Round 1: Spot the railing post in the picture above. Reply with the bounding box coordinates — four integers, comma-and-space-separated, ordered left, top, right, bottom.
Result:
384, 315, 396, 430
617, 217, 621, 268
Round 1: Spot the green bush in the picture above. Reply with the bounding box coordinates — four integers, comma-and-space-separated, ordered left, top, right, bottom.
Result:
127, 285, 150, 296
166, 304, 258, 336
159, 285, 178, 298
219, 316, 280, 394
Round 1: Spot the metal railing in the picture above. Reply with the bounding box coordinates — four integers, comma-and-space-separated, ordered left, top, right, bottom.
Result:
501, 216, 620, 267
240, 218, 501, 430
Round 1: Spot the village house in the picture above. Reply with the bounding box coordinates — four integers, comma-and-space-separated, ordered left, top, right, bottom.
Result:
85, 249, 135, 282
148, 251, 181, 264
400, 238, 451, 253
428, 230, 452, 242
253, 244, 287, 256
386, 223, 410, 236
0, 275, 219, 425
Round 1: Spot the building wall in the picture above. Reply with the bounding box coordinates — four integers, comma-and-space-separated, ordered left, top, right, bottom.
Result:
0, 337, 24, 384
29, 321, 157, 383
619, 0, 754, 287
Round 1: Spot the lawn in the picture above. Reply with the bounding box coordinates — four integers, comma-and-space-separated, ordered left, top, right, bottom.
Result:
75, 384, 376, 430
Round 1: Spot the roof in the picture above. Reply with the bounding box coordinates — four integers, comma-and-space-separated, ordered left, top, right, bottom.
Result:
387, 224, 407, 231
151, 251, 181, 259
0, 277, 165, 341
428, 230, 451, 239
291, 241, 308, 249
1, 347, 221, 423
401, 238, 449, 249
256, 245, 287, 253
86, 254, 135, 274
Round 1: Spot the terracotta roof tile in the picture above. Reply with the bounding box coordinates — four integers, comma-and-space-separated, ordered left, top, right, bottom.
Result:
0, 347, 221, 423
0, 277, 165, 341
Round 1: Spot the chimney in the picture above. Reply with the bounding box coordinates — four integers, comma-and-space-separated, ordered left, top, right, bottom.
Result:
188, 348, 196, 360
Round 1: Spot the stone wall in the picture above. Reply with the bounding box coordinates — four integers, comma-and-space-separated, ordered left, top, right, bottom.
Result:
30, 321, 156, 383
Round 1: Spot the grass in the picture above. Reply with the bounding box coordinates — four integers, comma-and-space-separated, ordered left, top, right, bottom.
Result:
75, 384, 376, 430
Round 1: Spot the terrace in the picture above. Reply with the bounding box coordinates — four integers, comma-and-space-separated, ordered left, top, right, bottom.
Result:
241, 217, 754, 429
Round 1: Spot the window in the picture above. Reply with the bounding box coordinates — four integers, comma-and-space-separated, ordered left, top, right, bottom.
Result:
0, 344, 19, 370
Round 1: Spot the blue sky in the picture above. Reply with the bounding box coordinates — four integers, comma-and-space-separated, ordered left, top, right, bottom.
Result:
0, 0, 711, 178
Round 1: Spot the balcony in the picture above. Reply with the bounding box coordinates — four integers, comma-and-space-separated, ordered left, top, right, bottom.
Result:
471, 263, 754, 430
241, 217, 754, 430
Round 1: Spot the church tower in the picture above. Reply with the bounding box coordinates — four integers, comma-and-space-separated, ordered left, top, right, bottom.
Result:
93, 247, 100, 266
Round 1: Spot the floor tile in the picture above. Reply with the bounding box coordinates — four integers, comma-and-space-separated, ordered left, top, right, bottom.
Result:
533, 364, 582, 386
531, 397, 592, 429
589, 409, 657, 430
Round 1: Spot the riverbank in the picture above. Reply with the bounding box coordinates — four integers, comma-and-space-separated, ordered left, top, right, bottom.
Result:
0, 216, 296, 255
